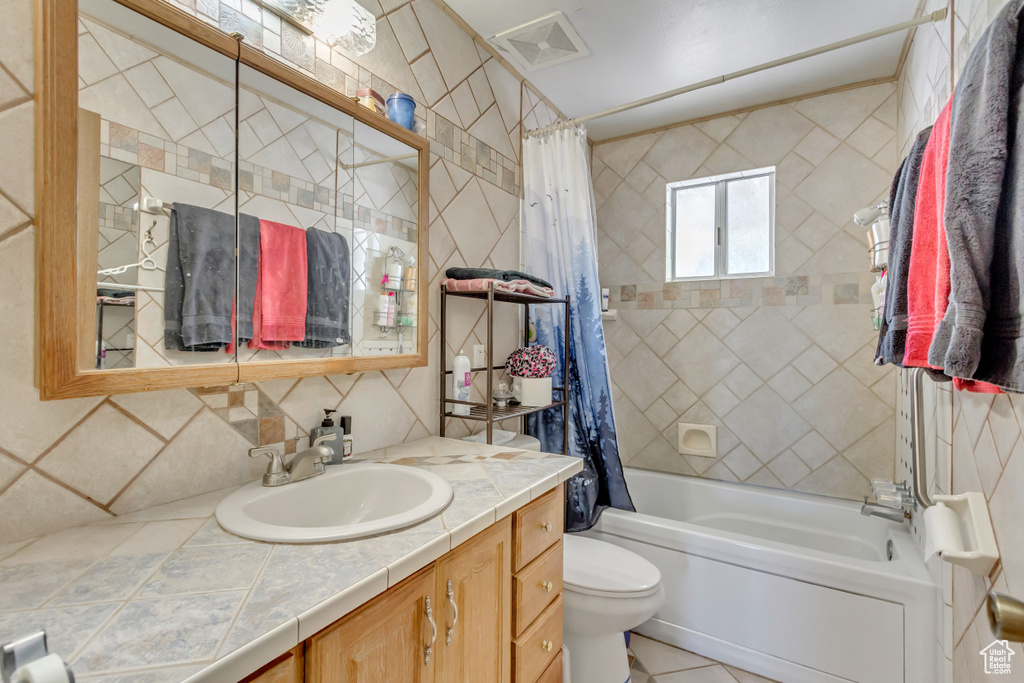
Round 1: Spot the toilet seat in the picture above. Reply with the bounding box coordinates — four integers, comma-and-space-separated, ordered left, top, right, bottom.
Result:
563, 534, 661, 598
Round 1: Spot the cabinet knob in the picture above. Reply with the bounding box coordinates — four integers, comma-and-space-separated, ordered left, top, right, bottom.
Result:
541, 521, 552, 532
541, 640, 553, 652
541, 581, 553, 592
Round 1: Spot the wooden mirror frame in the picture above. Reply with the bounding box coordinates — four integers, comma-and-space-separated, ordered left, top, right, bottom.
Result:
35, 0, 430, 400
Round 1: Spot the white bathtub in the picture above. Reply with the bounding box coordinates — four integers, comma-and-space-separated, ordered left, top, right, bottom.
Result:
585, 469, 937, 683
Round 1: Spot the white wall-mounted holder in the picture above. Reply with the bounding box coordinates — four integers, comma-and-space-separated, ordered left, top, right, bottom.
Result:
601, 310, 617, 321
677, 423, 717, 458
924, 492, 999, 576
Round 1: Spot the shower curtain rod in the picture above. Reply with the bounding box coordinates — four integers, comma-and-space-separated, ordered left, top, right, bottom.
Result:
527, 6, 949, 135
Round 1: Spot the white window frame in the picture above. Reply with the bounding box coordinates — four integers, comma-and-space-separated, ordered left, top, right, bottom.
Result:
665, 166, 776, 282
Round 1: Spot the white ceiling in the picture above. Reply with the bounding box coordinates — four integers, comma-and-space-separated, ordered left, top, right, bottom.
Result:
442, 0, 921, 141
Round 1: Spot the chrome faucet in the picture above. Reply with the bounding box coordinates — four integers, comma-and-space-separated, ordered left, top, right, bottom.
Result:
248, 433, 337, 487
860, 500, 911, 523
861, 480, 913, 523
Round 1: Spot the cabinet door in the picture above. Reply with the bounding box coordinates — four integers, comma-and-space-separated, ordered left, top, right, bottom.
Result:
435, 517, 512, 683
306, 565, 437, 683
242, 646, 303, 683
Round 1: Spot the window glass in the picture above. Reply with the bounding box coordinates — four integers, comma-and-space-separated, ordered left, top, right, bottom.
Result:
725, 175, 771, 275
666, 168, 773, 281
672, 183, 716, 279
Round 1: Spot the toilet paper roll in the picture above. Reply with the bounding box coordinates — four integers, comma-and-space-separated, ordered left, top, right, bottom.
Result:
923, 503, 964, 562
11, 654, 71, 683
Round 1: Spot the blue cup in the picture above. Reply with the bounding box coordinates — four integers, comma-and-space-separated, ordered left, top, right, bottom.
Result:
387, 93, 416, 131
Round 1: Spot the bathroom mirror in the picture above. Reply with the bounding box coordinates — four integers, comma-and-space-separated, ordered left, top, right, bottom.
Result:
37, 0, 429, 399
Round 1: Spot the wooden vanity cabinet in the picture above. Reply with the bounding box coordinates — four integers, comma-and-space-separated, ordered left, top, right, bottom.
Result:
433, 520, 512, 683
510, 486, 565, 683
306, 565, 438, 682
273, 484, 565, 683
241, 646, 304, 683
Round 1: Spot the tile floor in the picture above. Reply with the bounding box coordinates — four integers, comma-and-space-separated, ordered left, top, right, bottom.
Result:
626, 633, 779, 683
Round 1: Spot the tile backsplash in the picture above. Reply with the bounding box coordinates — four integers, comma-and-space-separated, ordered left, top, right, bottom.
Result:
593, 83, 899, 501
0, 0, 560, 544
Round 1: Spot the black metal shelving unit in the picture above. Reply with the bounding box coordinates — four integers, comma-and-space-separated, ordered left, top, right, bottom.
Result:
439, 282, 570, 453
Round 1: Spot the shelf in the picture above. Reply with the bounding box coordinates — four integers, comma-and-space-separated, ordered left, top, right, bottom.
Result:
444, 400, 567, 422
442, 286, 567, 305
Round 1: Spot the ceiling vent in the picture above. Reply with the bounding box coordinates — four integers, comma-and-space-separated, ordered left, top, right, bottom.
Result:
490, 12, 589, 72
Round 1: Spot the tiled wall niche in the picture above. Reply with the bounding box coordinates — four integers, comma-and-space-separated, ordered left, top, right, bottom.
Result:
593, 82, 900, 502
0, 0, 563, 544
896, 1, 1024, 681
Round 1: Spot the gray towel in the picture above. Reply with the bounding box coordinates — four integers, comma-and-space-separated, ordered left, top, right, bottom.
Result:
445, 267, 553, 290
295, 228, 350, 348
163, 204, 235, 351
929, 1, 1024, 388
236, 213, 260, 343
875, 125, 932, 366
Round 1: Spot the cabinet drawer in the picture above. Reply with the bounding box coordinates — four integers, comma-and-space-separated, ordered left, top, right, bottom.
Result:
536, 650, 563, 683
513, 540, 562, 637
513, 485, 563, 571
512, 595, 562, 683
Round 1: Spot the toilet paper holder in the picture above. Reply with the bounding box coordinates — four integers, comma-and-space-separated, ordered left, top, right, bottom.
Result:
928, 492, 999, 576
1, 631, 73, 683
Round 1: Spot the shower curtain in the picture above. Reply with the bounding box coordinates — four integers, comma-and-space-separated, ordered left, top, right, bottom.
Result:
522, 122, 635, 532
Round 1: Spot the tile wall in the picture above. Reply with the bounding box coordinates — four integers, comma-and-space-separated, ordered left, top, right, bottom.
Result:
0, 0, 563, 544
896, 0, 1024, 680
592, 83, 900, 501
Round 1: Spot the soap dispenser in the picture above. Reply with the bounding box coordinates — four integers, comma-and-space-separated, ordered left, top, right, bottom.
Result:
311, 409, 344, 465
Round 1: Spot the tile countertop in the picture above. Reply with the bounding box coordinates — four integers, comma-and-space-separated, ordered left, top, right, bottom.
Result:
0, 437, 583, 683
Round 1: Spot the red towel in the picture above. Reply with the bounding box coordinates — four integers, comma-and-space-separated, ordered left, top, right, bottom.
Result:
249, 220, 308, 350
904, 98, 952, 369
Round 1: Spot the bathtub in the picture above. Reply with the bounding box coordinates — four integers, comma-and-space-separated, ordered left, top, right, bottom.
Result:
585, 468, 937, 683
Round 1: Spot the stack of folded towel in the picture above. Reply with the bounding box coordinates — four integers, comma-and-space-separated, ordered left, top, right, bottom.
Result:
442, 267, 555, 298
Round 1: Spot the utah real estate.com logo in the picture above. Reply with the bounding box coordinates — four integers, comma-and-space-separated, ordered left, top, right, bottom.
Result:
980, 640, 1016, 675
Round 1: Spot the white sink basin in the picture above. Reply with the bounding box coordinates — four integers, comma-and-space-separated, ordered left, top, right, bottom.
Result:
215, 463, 453, 543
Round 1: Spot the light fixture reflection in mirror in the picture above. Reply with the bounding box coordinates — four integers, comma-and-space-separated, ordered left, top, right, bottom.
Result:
257, 0, 377, 56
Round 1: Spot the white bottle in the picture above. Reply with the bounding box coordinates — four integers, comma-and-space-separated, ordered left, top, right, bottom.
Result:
452, 349, 471, 416
386, 293, 397, 327
377, 293, 390, 326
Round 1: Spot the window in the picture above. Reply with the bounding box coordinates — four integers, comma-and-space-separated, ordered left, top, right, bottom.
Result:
666, 167, 775, 281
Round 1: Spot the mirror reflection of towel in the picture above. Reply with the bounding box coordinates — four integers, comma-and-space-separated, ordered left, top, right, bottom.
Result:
295, 228, 350, 348
163, 204, 235, 352
249, 220, 308, 350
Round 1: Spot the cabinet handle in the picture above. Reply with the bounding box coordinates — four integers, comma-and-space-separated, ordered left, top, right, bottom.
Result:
541, 581, 554, 592
445, 579, 459, 646
541, 522, 553, 532
541, 640, 553, 652
424, 595, 436, 664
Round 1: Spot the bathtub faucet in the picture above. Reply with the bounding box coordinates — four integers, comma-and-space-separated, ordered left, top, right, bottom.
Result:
861, 480, 913, 523
860, 499, 911, 523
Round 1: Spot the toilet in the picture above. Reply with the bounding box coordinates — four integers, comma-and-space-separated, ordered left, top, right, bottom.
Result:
562, 534, 665, 683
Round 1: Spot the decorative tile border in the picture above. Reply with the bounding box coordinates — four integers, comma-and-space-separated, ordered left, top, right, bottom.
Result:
610, 272, 878, 310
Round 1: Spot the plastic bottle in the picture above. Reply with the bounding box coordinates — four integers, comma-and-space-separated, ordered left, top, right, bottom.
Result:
310, 408, 344, 465
338, 415, 354, 460
452, 350, 471, 416
377, 293, 390, 326
386, 292, 397, 326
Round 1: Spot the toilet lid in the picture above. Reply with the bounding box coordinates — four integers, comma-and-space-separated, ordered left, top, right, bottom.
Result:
563, 534, 661, 597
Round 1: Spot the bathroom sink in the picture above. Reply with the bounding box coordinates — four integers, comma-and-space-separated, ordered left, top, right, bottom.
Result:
215, 463, 453, 543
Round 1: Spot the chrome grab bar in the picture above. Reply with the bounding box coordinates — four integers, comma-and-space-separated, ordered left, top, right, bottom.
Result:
909, 367, 934, 509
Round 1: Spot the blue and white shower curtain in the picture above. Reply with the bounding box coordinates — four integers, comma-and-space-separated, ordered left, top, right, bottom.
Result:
522, 122, 635, 532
